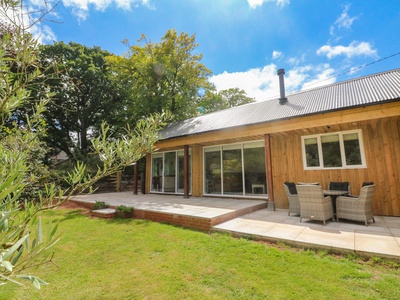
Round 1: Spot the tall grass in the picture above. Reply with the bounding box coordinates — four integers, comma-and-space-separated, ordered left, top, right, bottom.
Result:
3, 208, 399, 300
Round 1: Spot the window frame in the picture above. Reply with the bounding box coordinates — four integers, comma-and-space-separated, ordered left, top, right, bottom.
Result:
203, 140, 267, 198
301, 129, 366, 170
150, 150, 191, 194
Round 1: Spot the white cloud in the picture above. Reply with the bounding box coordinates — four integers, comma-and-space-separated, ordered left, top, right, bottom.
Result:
330, 4, 358, 37
30, 24, 57, 44
301, 65, 336, 90
247, 0, 290, 9
335, 4, 357, 30
287, 54, 305, 66
272, 50, 283, 60
1, 1, 58, 44
317, 41, 378, 59
210, 63, 336, 101
61, 0, 152, 20
210, 64, 279, 101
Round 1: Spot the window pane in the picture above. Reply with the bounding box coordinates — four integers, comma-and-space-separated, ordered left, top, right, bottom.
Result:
343, 133, 362, 165
177, 151, 191, 194
205, 150, 221, 194
151, 156, 163, 192
304, 138, 320, 167
243, 147, 266, 195
223, 147, 243, 195
163, 152, 176, 192
321, 134, 342, 167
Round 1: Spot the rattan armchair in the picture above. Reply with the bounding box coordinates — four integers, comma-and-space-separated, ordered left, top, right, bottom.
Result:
296, 184, 334, 225
283, 182, 300, 216
336, 185, 376, 226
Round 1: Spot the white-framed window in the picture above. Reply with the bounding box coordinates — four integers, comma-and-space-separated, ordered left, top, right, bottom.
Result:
301, 129, 366, 170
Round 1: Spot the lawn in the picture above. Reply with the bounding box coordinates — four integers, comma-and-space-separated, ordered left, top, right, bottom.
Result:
2, 207, 400, 300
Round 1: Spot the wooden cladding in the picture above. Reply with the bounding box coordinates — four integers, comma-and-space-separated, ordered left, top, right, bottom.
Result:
149, 102, 400, 217
272, 116, 400, 216
155, 102, 400, 150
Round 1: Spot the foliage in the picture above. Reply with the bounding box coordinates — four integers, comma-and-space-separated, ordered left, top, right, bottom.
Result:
198, 87, 255, 114
92, 201, 109, 210
106, 29, 212, 123
0, 0, 171, 289
35, 41, 127, 160
0, 1, 60, 288
3, 209, 400, 299
115, 205, 133, 212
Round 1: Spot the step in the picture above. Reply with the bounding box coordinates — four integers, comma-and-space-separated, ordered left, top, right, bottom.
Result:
92, 208, 116, 219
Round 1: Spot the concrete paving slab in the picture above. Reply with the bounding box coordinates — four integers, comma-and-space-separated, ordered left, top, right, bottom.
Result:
295, 227, 354, 250
354, 233, 400, 257
71, 192, 400, 260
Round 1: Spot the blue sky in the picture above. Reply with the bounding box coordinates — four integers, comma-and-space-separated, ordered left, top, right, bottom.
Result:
27, 0, 400, 101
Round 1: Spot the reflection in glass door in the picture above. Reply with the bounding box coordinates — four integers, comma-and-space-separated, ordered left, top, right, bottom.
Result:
151, 154, 163, 192
243, 142, 266, 196
204, 141, 267, 197
204, 147, 222, 194
177, 150, 191, 194
151, 150, 191, 194
222, 144, 243, 195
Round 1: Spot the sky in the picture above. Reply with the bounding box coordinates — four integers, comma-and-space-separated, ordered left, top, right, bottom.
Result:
22, 0, 400, 101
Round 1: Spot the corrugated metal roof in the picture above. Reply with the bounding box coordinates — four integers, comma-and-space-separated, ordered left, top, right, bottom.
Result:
160, 69, 400, 140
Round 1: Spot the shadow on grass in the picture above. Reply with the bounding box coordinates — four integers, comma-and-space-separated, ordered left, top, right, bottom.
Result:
56, 209, 91, 222
107, 217, 153, 227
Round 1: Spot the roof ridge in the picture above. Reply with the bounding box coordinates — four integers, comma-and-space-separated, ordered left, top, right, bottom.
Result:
285, 68, 400, 98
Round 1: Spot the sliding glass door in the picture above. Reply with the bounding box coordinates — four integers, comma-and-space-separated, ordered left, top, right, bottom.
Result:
223, 144, 243, 195
151, 153, 163, 192
151, 150, 191, 194
204, 141, 267, 197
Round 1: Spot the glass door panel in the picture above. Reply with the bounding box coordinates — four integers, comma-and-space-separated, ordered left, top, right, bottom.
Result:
222, 144, 243, 195
151, 154, 163, 192
164, 152, 176, 193
204, 147, 221, 194
177, 150, 191, 194
243, 142, 266, 196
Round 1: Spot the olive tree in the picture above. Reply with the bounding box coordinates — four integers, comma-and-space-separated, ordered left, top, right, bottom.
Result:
0, 0, 170, 288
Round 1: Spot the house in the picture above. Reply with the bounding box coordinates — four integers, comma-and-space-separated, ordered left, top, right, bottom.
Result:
145, 68, 400, 217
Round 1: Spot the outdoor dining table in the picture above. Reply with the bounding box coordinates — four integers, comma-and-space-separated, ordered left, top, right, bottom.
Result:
323, 190, 349, 214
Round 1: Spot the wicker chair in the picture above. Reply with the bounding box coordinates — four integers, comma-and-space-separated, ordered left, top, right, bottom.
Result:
283, 182, 300, 216
297, 185, 334, 225
336, 185, 376, 226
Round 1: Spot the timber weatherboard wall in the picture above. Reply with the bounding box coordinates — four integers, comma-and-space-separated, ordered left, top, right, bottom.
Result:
147, 69, 400, 217
149, 101, 400, 216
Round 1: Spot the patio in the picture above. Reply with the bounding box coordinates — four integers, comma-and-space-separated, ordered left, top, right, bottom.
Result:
71, 192, 400, 260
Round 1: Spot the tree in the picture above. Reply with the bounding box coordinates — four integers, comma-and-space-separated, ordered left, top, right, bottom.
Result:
198, 87, 255, 114
106, 29, 212, 122
0, 1, 170, 288
36, 42, 127, 160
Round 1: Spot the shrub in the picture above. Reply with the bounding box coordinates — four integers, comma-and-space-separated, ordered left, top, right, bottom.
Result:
93, 201, 109, 210
116, 205, 133, 212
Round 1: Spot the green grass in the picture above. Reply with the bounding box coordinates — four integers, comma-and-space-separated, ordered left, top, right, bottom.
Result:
3, 208, 400, 300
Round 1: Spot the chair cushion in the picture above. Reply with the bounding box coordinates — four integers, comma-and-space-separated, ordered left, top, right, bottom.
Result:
329, 181, 349, 191
284, 182, 297, 195
362, 182, 374, 187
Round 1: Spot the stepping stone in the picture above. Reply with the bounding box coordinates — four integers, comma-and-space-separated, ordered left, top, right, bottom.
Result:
92, 208, 116, 219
